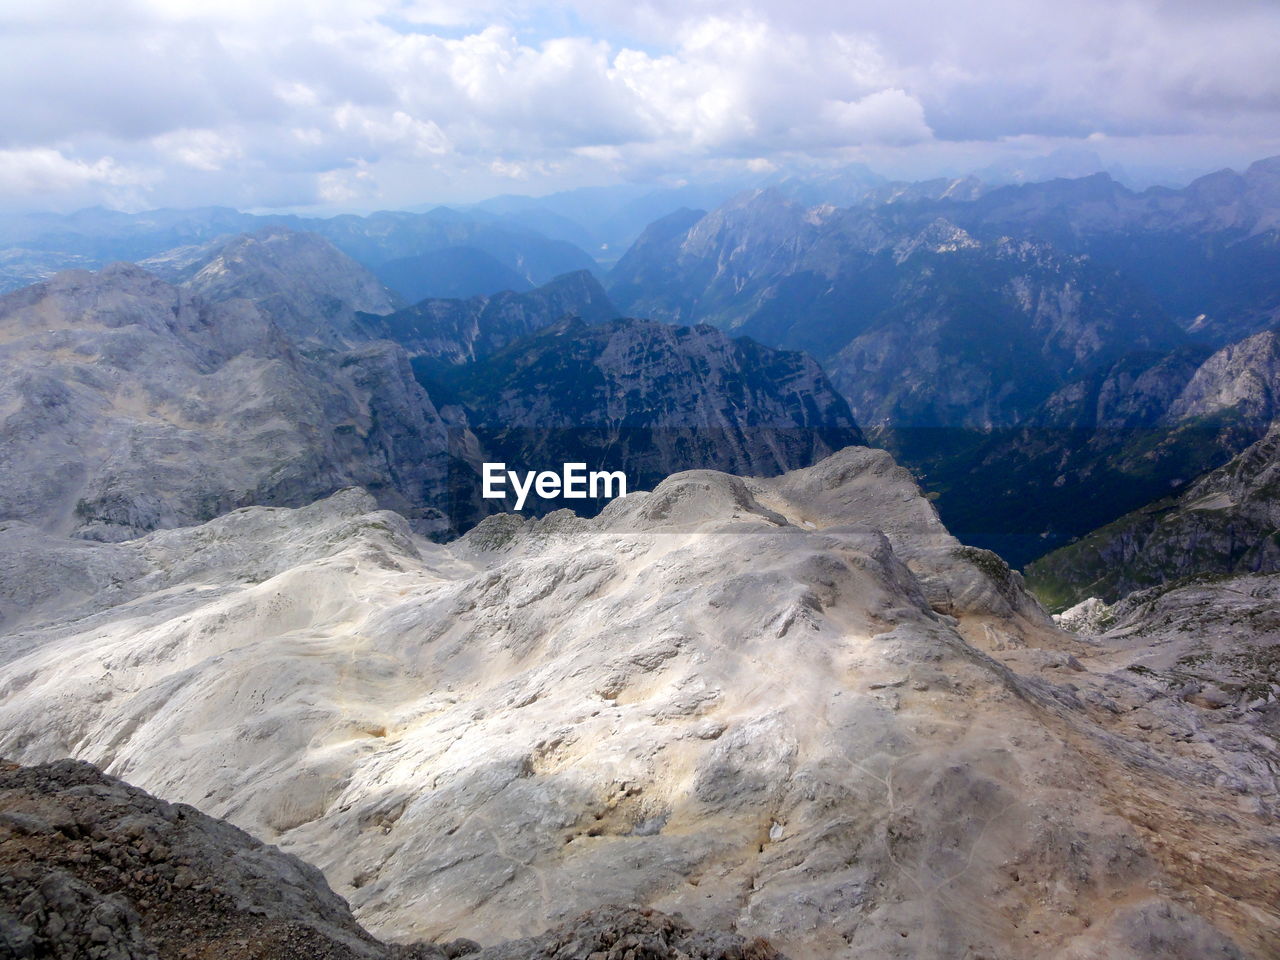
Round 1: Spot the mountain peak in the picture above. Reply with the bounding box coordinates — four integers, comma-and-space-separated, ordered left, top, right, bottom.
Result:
142, 227, 398, 344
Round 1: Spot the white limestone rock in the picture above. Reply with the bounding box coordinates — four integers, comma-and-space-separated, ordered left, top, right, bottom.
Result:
0, 451, 1273, 959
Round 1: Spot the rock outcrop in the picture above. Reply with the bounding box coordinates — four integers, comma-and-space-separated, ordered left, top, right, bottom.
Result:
0, 758, 399, 959
0, 449, 1272, 959
1050, 572, 1280, 819
0, 758, 776, 960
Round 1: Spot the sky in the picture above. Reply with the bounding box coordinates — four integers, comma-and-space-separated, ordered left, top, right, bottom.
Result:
2, 0, 1278, 213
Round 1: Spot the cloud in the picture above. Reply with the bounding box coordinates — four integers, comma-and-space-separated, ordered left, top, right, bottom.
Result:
0, 0, 1276, 210
317, 158, 376, 204
0, 148, 152, 195
817, 91, 933, 147
152, 129, 246, 172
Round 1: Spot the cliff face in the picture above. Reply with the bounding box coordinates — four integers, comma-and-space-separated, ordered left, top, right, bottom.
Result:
364, 269, 617, 366
0, 451, 1273, 959
1164, 330, 1280, 428
433, 316, 864, 511
819, 235, 1182, 430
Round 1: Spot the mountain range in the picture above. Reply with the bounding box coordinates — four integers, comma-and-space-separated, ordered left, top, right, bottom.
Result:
607, 157, 1280, 568
3, 159, 1280, 960
0, 227, 860, 541
0, 205, 598, 305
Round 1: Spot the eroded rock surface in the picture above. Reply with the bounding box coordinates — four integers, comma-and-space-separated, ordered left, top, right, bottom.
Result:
0, 263, 454, 541
0, 449, 1273, 959
1, 759, 767, 960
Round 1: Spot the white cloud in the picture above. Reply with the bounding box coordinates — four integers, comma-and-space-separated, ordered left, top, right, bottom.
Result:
0, 0, 1276, 209
317, 158, 376, 204
0, 148, 151, 195
152, 129, 245, 172
818, 90, 933, 147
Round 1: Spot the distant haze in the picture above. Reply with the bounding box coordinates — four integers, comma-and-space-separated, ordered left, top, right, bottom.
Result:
3, 0, 1278, 213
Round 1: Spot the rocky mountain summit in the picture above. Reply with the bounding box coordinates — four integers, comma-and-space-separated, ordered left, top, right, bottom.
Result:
0, 449, 1272, 958
140, 227, 400, 345
0, 262, 453, 540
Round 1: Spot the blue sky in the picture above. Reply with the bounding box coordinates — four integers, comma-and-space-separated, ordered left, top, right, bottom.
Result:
2, 0, 1278, 212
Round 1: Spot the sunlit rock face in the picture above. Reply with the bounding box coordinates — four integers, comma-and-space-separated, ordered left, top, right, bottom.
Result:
0, 449, 1273, 959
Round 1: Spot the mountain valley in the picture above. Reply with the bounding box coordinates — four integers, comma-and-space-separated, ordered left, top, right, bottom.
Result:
607, 158, 1280, 568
